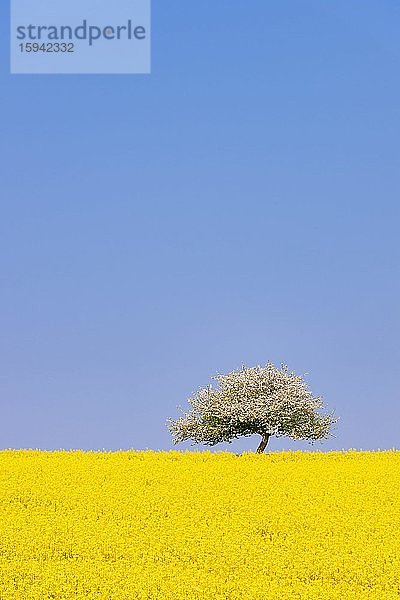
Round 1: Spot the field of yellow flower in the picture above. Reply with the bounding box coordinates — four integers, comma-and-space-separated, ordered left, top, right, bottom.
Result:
0, 449, 399, 599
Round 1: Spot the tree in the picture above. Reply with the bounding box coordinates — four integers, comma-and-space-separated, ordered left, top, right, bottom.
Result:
167, 362, 338, 453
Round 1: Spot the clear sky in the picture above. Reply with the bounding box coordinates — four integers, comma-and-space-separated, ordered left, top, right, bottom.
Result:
1, 1, 399, 453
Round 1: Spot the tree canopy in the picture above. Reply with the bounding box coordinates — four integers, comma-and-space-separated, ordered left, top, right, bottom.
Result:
167, 362, 338, 452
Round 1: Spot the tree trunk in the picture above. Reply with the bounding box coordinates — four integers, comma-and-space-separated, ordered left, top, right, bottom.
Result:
256, 432, 270, 453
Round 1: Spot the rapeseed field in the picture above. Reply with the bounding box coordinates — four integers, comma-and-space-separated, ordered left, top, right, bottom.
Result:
0, 450, 399, 599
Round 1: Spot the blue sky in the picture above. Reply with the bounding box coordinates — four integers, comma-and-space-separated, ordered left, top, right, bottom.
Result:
1, 1, 399, 452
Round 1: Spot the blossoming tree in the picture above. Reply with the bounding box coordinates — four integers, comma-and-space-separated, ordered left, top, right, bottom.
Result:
167, 362, 338, 453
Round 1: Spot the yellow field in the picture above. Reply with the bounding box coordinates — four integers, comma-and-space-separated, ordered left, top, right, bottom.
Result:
0, 450, 399, 599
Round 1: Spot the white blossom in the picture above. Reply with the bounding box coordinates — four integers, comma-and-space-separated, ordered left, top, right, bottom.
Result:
167, 362, 339, 452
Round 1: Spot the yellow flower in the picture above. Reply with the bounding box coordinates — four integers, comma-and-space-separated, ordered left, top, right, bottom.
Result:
0, 449, 399, 599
